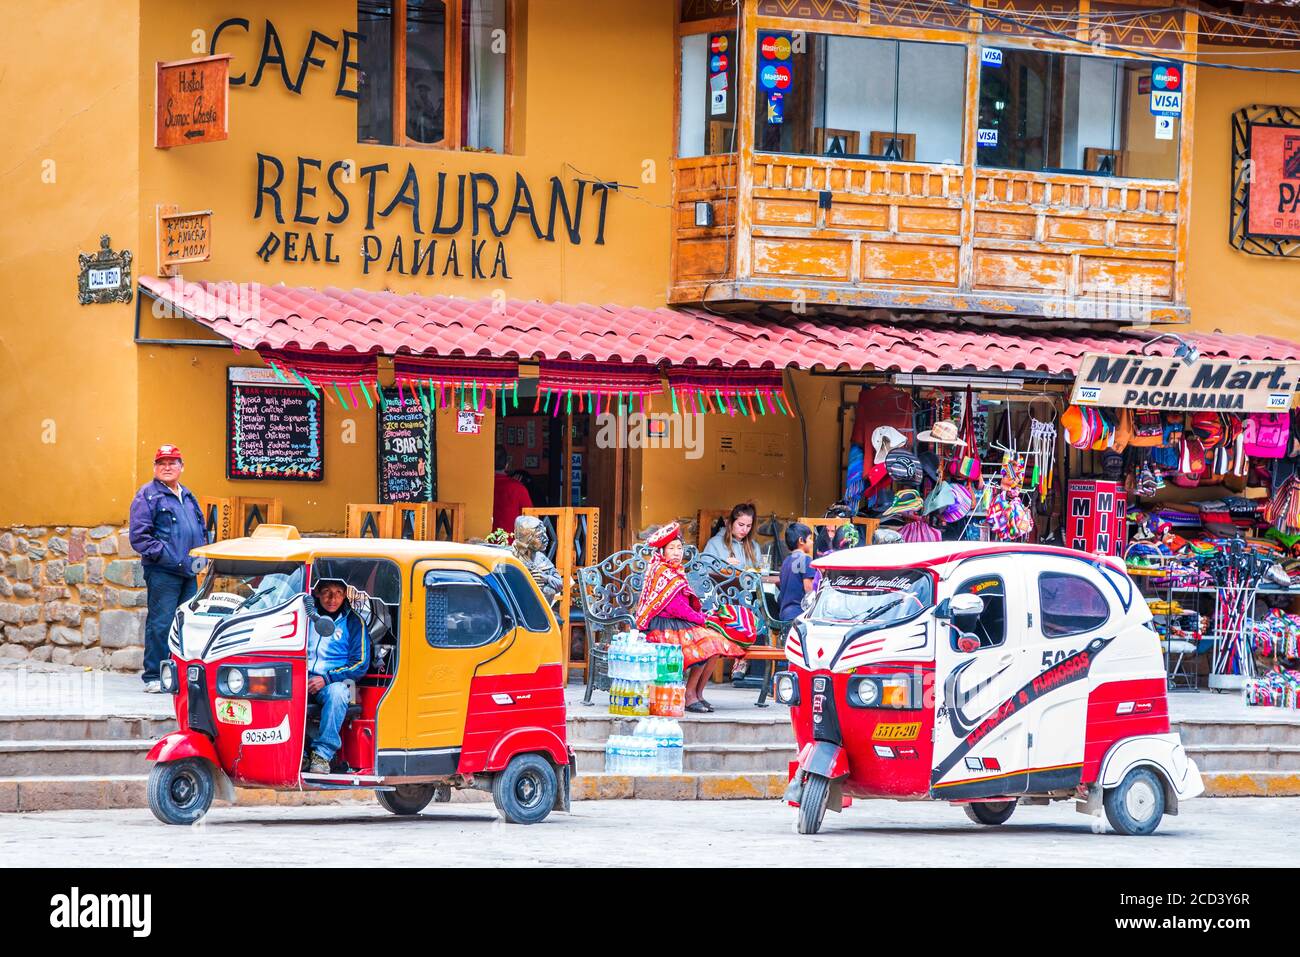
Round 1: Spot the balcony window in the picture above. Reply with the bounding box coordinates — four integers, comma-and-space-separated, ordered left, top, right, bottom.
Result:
357, 0, 512, 152
752, 32, 965, 164
679, 31, 738, 157
976, 47, 1179, 179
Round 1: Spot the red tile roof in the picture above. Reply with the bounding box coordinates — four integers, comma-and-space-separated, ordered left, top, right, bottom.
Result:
138, 277, 1300, 376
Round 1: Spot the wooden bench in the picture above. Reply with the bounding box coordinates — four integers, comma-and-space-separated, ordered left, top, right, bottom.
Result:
576, 542, 792, 707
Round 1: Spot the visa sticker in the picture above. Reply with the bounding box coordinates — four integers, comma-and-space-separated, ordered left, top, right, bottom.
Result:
873, 721, 921, 741
215, 697, 252, 726
977, 128, 998, 147
981, 48, 1003, 67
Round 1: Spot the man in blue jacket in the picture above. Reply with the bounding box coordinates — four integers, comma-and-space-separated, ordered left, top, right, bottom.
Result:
128, 445, 208, 692
305, 578, 372, 774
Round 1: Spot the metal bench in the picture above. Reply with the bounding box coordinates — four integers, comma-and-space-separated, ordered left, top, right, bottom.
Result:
576, 542, 791, 707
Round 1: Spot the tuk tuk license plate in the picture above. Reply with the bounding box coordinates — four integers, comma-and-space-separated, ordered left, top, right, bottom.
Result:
873, 722, 920, 741
214, 697, 252, 725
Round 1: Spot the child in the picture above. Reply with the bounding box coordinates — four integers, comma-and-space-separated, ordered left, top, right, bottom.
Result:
778, 523, 816, 622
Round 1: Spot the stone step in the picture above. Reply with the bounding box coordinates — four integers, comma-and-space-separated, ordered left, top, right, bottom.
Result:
573, 741, 795, 773
568, 714, 794, 746
0, 739, 153, 777
1185, 744, 1300, 772
0, 714, 175, 742
1171, 719, 1300, 747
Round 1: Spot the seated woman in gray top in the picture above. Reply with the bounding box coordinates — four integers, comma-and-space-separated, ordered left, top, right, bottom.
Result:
703, 503, 762, 569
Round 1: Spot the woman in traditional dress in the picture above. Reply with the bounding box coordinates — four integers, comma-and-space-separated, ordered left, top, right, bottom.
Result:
635, 522, 746, 713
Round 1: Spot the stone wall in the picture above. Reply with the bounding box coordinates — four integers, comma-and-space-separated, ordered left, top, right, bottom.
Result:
0, 525, 146, 671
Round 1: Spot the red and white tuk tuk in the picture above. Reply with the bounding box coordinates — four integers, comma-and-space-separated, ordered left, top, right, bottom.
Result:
776, 542, 1203, 836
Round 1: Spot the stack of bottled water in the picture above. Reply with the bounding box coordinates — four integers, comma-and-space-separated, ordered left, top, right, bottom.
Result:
603, 717, 684, 775
650, 643, 685, 717
607, 632, 656, 716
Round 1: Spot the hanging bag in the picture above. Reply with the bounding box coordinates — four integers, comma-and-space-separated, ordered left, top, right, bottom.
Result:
1112, 408, 1134, 452
1129, 409, 1164, 447
1244, 412, 1289, 459
949, 386, 983, 481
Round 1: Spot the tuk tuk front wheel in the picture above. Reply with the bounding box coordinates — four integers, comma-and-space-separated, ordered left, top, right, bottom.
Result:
796, 773, 830, 835
492, 754, 558, 825
1103, 767, 1165, 836
963, 800, 1017, 826
147, 758, 214, 826
376, 784, 442, 815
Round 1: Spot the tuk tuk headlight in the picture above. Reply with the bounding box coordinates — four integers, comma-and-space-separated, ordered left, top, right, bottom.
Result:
850, 676, 881, 708
159, 660, 177, 694
225, 668, 246, 695
773, 671, 799, 706
848, 673, 919, 709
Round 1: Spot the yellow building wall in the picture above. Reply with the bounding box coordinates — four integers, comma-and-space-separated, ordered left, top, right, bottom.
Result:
127, 0, 674, 535
1187, 50, 1300, 338
0, 1, 141, 526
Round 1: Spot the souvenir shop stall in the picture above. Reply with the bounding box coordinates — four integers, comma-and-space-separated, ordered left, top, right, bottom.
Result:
839, 375, 1069, 550
1059, 351, 1300, 707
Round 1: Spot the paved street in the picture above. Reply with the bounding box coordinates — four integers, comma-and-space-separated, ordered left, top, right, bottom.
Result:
2, 797, 1295, 867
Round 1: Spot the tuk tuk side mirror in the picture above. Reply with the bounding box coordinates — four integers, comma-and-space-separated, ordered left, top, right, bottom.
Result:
800, 590, 817, 614
935, 593, 984, 622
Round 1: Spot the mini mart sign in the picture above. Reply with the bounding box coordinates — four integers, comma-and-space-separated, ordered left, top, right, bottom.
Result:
1071, 353, 1300, 412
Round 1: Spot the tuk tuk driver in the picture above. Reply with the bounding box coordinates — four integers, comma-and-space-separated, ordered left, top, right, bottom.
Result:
304, 578, 372, 774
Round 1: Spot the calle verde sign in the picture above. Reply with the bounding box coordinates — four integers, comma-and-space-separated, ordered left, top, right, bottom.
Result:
1071, 353, 1300, 412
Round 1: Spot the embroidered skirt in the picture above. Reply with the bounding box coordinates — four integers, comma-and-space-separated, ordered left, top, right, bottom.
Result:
644, 615, 744, 669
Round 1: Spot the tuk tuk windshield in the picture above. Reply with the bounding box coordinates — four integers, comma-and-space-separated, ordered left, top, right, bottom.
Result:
809, 569, 933, 631
190, 560, 305, 617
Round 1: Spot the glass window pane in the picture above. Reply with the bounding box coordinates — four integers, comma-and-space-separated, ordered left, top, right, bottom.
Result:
978, 47, 1178, 179
463, 0, 507, 152
1038, 572, 1110, 638
754, 32, 963, 164
357, 2, 395, 144
953, 576, 1006, 650
406, 0, 448, 144
496, 564, 552, 632
424, 570, 504, 647
680, 31, 736, 157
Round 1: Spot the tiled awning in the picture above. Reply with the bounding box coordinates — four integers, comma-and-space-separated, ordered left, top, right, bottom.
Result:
138, 277, 1300, 377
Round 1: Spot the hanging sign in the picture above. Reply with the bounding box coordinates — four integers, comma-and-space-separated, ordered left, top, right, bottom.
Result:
155, 54, 231, 148
155, 204, 213, 276
456, 410, 483, 434
1246, 123, 1300, 239
377, 387, 436, 503
227, 368, 324, 481
1071, 353, 1300, 412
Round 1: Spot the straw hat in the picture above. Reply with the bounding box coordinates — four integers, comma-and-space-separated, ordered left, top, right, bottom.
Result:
916, 419, 966, 446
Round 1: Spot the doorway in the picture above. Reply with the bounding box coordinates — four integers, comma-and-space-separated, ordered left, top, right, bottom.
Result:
495, 382, 630, 557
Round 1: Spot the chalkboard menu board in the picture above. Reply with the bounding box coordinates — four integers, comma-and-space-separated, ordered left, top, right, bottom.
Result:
377, 387, 436, 503
227, 370, 324, 481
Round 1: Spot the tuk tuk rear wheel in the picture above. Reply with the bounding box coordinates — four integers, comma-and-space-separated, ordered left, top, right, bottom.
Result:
492, 754, 557, 825
376, 784, 440, 815
147, 758, 214, 826
1103, 767, 1165, 836
963, 800, 1017, 826
796, 773, 830, 835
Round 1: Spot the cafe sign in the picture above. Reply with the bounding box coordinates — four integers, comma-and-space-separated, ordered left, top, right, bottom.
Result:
155, 54, 231, 148
1072, 353, 1300, 413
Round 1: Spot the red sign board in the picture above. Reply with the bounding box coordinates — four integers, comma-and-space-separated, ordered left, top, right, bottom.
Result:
155, 54, 231, 149
1246, 123, 1300, 239
1067, 481, 1127, 558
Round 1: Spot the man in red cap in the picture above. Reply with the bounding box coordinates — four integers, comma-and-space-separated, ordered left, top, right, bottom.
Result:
128, 445, 208, 692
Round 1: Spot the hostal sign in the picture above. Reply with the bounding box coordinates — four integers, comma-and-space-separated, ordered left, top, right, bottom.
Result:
1071, 352, 1300, 412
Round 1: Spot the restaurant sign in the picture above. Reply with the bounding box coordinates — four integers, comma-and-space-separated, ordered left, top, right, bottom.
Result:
1071, 353, 1300, 413
155, 54, 231, 148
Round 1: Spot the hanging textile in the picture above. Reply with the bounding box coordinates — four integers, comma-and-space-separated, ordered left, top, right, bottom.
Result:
536, 359, 662, 416
260, 348, 380, 411
664, 366, 790, 419
392, 355, 520, 412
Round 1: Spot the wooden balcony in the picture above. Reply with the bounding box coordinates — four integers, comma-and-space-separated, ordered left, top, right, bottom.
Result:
669, 152, 1187, 324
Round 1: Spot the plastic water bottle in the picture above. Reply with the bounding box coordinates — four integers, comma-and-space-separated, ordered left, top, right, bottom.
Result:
666, 719, 684, 773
